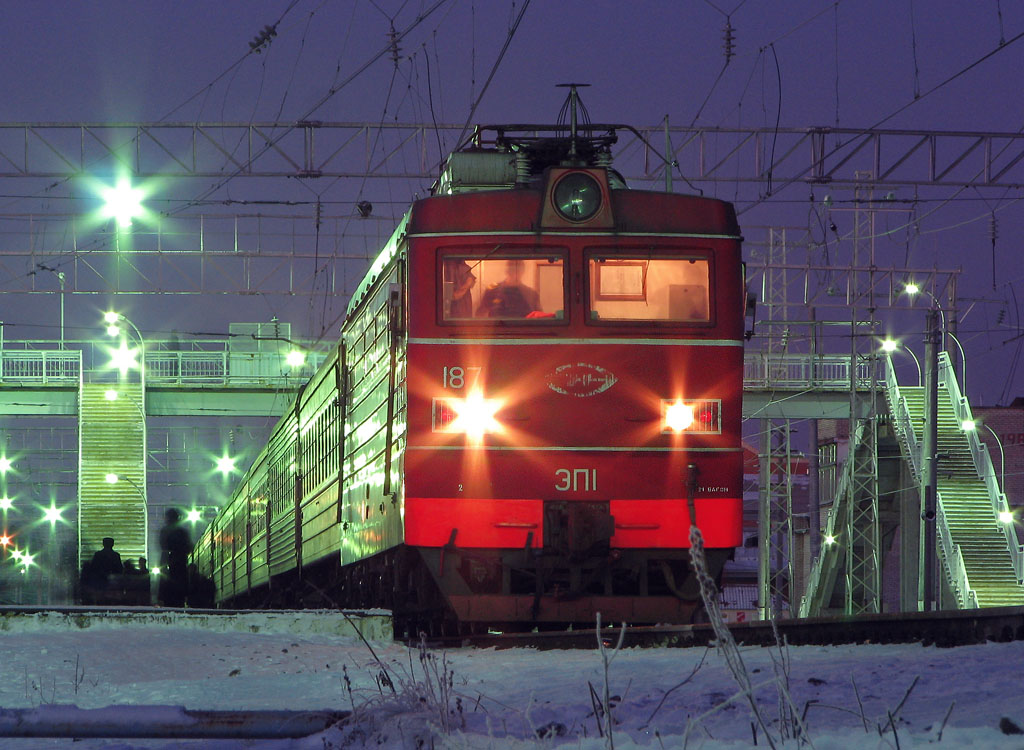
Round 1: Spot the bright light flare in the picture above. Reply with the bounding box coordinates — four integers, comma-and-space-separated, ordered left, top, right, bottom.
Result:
447, 390, 503, 441
104, 389, 119, 401
186, 508, 203, 523
215, 455, 237, 476
962, 420, 977, 432
0, 457, 12, 474
663, 401, 695, 432
0, 535, 10, 547
105, 473, 119, 484
106, 341, 140, 376
42, 504, 64, 525
824, 534, 837, 546
99, 177, 145, 228
151, 566, 161, 576
881, 339, 898, 353
0, 497, 12, 511
999, 510, 1015, 524
904, 282, 920, 295
285, 350, 306, 368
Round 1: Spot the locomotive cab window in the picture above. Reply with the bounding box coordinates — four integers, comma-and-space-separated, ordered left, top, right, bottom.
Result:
441, 252, 566, 322
588, 253, 712, 323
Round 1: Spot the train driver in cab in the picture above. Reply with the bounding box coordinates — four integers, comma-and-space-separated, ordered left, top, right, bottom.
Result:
446, 259, 477, 318
477, 259, 540, 318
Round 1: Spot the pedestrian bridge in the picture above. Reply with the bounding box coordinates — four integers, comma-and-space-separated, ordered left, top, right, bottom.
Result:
0, 346, 866, 419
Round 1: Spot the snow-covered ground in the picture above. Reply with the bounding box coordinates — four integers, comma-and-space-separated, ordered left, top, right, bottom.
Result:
0, 609, 1022, 749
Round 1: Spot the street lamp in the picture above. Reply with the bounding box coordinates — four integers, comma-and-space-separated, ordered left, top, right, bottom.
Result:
99, 176, 146, 229
103, 311, 146, 387
903, 283, 967, 393
102, 473, 148, 561
962, 419, 1006, 495
881, 338, 922, 386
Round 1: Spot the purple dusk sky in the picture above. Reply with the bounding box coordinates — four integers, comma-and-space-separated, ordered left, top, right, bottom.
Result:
2, 0, 1023, 402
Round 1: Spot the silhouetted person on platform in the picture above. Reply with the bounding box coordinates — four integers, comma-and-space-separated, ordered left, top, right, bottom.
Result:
137, 556, 149, 576
82, 537, 124, 605
158, 508, 193, 607
90, 537, 123, 580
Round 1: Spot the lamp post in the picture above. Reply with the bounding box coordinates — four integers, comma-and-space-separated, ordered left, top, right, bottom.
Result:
963, 419, 1006, 495
103, 473, 148, 562
904, 283, 966, 393
881, 338, 922, 385
42, 502, 66, 604
104, 311, 146, 389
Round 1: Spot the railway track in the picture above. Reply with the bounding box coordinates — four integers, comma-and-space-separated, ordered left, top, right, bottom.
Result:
443, 606, 1024, 650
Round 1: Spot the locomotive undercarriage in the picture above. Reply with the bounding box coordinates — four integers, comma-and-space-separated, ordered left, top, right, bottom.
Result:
219, 541, 730, 638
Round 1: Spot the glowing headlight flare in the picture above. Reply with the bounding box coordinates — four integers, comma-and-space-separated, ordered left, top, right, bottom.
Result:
434, 391, 504, 440
664, 401, 695, 432
450, 390, 503, 440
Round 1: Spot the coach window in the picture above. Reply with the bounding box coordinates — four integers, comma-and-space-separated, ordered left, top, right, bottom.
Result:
587, 254, 711, 323
440, 253, 566, 322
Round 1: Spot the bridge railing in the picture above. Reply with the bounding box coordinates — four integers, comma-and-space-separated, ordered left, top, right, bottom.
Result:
799, 420, 865, 617
0, 350, 81, 384
743, 352, 874, 390
0, 341, 326, 389
884, 353, 980, 609
939, 353, 1024, 583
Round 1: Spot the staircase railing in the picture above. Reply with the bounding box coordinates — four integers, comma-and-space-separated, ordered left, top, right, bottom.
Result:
883, 354, 978, 609
937, 353, 1024, 583
799, 420, 866, 617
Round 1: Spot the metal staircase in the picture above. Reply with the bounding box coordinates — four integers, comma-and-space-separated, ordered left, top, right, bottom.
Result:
799, 421, 868, 616
77, 381, 148, 568
886, 353, 1024, 608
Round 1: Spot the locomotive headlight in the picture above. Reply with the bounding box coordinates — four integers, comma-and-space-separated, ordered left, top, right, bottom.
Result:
663, 401, 695, 432
433, 390, 504, 441
661, 399, 723, 434
553, 172, 601, 222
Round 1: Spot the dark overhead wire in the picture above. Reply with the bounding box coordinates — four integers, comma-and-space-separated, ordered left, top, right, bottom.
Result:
452, 0, 532, 150
738, 26, 1024, 216
172, 0, 453, 216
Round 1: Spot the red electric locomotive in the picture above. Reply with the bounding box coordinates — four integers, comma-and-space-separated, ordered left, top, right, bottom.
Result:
192, 95, 745, 634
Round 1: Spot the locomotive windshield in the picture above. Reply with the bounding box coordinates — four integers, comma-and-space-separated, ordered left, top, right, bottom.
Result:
588, 254, 711, 323
441, 252, 565, 322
